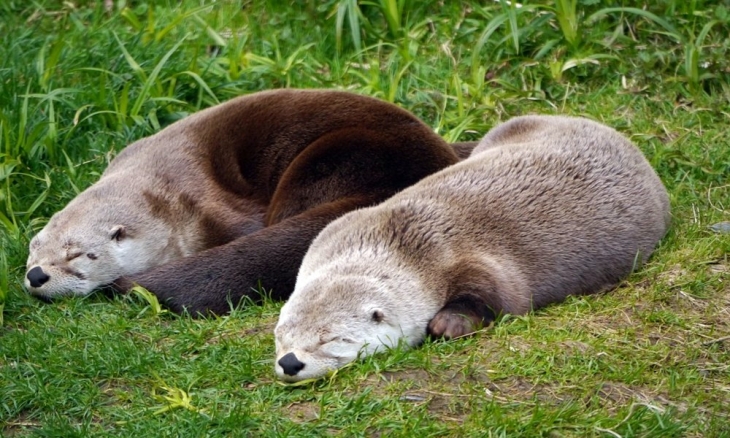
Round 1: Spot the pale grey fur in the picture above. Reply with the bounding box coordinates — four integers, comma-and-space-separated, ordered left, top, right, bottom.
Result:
274, 115, 670, 382
25, 98, 266, 298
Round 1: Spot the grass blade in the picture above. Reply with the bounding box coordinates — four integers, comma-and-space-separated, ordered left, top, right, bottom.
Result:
470, 12, 510, 85
113, 32, 147, 81
554, 0, 579, 48
587, 7, 684, 43
501, 0, 520, 53
130, 35, 188, 117
335, 0, 362, 53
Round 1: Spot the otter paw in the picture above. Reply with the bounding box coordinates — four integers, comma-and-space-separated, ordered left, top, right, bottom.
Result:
427, 309, 481, 339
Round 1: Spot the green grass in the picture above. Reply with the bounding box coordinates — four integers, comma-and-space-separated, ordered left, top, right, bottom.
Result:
1, 0, 729, 436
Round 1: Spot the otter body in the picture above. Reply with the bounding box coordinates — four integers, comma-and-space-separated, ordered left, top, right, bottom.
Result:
274, 115, 670, 382
26, 89, 460, 313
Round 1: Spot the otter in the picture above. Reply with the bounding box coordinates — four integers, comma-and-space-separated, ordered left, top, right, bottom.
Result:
25, 89, 465, 314
274, 115, 671, 382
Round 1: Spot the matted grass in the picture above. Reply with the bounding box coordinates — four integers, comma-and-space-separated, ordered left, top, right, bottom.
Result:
1, 1, 728, 436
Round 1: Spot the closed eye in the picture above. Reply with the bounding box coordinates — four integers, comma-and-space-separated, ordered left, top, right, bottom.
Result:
66, 251, 84, 261
321, 337, 357, 345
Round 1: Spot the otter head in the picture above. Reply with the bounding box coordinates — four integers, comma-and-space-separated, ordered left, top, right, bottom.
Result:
25, 190, 177, 299
274, 273, 436, 382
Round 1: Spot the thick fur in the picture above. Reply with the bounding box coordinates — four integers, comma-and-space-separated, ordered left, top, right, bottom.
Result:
449, 141, 479, 160
25, 89, 460, 313
274, 115, 671, 382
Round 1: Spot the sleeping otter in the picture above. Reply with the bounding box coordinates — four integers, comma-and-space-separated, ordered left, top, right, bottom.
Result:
25, 89, 466, 314
274, 115, 671, 382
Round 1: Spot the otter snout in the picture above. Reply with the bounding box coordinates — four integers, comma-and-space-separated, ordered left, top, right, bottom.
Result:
277, 352, 305, 376
27, 266, 50, 288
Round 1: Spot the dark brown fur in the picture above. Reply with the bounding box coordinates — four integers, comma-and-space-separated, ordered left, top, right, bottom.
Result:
113, 89, 461, 315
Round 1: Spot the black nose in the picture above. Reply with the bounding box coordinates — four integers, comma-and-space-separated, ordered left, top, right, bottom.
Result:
278, 352, 305, 376
27, 266, 50, 288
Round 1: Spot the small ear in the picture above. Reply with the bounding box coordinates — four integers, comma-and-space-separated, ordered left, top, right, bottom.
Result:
371, 309, 385, 323
110, 225, 126, 242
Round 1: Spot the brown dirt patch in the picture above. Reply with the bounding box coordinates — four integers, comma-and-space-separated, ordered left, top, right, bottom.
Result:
285, 400, 321, 423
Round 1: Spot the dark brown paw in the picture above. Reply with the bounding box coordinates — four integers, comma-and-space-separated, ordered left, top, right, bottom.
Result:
427, 309, 481, 339
111, 277, 135, 293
